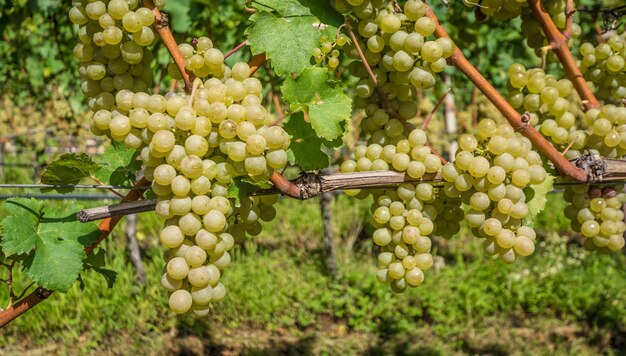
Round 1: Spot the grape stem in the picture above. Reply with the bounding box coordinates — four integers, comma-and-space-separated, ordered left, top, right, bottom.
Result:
0, 178, 150, 328
248, 53, 267, 75
561, 138, 577, 157
423, 4, 588, 182
188, 78, 202, 106
526, 0, 601, 111
141, 0, 195, 92
343, 20, 409, 130
224, 41, 248, 59
562, 0, 576, 40
422, 88, 452, 130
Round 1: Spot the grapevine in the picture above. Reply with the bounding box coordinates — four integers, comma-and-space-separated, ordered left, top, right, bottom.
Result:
0, 0, 625, 327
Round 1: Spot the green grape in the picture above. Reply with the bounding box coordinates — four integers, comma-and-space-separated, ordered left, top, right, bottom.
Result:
420, 41, 443, 62
85, 1, 107, 20
380, 14, 401, 33
414, 17, 435, 37
169, 290, 193, 314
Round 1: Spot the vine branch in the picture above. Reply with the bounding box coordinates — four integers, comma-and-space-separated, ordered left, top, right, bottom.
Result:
423, 4, 588, 182
77, 154, 626, 222
526, 0, 601, 111
562, 0, 576, 40
141, 0, 195, 91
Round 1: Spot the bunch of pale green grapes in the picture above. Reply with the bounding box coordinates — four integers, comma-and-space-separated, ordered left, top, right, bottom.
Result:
340, 128, 442, 187
441, 119, 547, 263
312, 33, 349, 70
69, 0, 160, 111
332, 0, 455, 121
578, 104, 626, 159
340, 128, 446, 290
520, 0, 581, 52
168, 38, 229, 80
462, 0, 528, 21
564, 184, 626, 252
371, 186, 435, 292
579, 33, 626, 101
87, 61, 289, 315
461, 0, 581, 53
506, 64, 588, 156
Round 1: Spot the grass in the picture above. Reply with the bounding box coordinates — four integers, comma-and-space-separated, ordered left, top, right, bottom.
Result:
1, 193, 626, 354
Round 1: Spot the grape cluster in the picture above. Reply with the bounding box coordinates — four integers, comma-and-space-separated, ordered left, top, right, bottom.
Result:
564, 184, 626, 252
340, 128, 445, 289
371, 187, 435, 292
141, 72, 289, 314
69, 0, 160, 111
520, 0, 581, 52
441, 119, 547, 263
71, 4, 292, 313
580, 33, 626, 101
461, 0, 580, 54
333, 0, 455, 115
168, 38, 228, 80
312, 33, 349, 71
578, 104, 626, 158
340, 128, 442, 185
506, 64, 587, 155
462, 0, 528, 21
431, 192, 464, 239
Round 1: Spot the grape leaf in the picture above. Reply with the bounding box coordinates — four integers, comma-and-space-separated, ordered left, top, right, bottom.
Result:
163, 0, 192, 33
84, 249, 117, 289
246, 6, 336, 76
525, 174, 555, 223
95, 141, 141, 186
282, 67, 352, 141
0, 198, 101, 292
284, 112, 342, 171
40, 153, 100, 185
0, 198, 44, 256
227, 177, 264, 207
251, 0, 343, 26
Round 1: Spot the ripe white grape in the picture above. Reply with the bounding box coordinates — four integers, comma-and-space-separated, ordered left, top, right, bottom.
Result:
160, 225, 184, 248
167, 257, 190, 280
169, 290, 193, 314
191, 285, 214, 305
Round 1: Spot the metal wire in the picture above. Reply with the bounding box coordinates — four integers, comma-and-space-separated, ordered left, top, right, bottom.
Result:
0, 194, 121, 200
0, 184, 150, 190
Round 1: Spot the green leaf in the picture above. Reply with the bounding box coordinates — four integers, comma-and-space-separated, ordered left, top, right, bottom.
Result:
84, 249, 117, 289
0, 199, 44, 256
246, 8, 335, 75
251, 0, 343, 26
226, 177, 255, 208
525, 175, 555, 223
90, 267, 117, 289
95, 141, 141, 186
40, 153, 100, 185
283, 67, 352, 141
284, 112, 342, 171
227, 177, 263, 207
0, 198, 101, 292
163, 0, 192, 33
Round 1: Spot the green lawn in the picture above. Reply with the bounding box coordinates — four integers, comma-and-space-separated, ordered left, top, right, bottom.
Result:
1, 194, 625, 355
